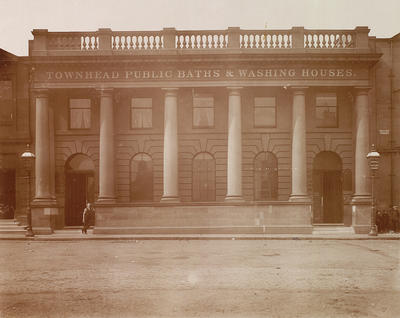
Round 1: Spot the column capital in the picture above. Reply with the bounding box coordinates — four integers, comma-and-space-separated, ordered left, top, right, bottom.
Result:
162, 87, 179, 97
32, 88, 49, 98
96, 87, 114, 97
227, 87, 243, 96
353, 86, 372, 95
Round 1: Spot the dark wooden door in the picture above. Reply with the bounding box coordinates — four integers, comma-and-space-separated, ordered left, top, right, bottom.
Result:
65, 173, 87, 226
322, 171, 343, 223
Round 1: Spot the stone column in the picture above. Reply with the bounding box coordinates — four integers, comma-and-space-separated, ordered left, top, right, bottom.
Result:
225, 87, 244, 201
161, 88, 179, 202
289, 87, 310, 202
97, 88, 116, 203
34, 89, 52, 201
351, 87, 372, 233
49, 105, 56, 199
31, 89, 57, 234
353, 87, 371, 201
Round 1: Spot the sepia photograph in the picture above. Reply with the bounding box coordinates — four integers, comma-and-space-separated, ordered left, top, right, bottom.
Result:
0, 0, 400, 317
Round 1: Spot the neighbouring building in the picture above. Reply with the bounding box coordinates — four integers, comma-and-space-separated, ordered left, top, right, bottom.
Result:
0, 26, 399, 234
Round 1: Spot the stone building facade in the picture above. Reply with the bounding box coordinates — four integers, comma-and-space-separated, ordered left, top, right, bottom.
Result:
0, 26, 399, 234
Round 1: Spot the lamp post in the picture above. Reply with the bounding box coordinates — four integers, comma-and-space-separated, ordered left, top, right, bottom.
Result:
21, 144, 35, 237
366, 144, 380, 236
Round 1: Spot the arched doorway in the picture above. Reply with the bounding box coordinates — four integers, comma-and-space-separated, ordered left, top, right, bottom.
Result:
65, 154, 95, 226
192, 152, 216, 202
254, 152, 278, 201
313, 151, 343, 224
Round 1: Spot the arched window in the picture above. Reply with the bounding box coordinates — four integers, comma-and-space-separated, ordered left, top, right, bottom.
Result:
192, 152, 216, 202
130, 153, 153, 202
254, 152, 278, 201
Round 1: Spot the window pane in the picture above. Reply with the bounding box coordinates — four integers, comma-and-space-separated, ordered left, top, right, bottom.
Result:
0, 81, 13, 124
254, 107, 275, 127
70, 108, 91, 129
193, 96, 214, 107
69, 99, 91, 129
132, 109, 152, 128
316, 94, 336, 107
70, 99, 91, 109
132, 98, 152, 108
316, 106, 337, 127
316, 94, 337, 128
193, 107, 214, 127
255, 97, 275, 107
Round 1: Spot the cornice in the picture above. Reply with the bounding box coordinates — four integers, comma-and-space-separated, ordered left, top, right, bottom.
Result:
28, 52, 382, 67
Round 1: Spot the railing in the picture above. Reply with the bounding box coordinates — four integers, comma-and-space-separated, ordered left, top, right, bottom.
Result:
175, 30, 228, 49
111, 31, 163, 50
47, 32, 99, 50
304, 30, 355, 48
32, 26, 371, 55
240, 30, 292, 48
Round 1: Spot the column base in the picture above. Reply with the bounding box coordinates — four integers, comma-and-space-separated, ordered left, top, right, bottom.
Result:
289, 194, 311, 203
33, 197, 57, 204
351, 200, 372, 233
96, 197, 116, 204
30, 199, 59, 235
351, 194, 372, 204
225, 195, 244, 202
160, 196, 180, 203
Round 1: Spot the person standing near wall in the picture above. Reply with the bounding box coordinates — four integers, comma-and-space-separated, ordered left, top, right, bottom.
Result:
82, 203, 94, 234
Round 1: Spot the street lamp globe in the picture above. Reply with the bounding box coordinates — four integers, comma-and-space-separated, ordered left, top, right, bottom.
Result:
366, 148, 380, 171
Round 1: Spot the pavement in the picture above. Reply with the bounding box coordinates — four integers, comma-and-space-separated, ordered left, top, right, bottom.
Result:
1, 239, 399, 318
1, 228, 400, 241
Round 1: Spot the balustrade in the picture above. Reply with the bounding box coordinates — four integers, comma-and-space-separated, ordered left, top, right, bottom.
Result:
304, 30, 355, 48
33, 27, 367, 55
176, 31, 228, 49
47, 32, 98, 50
240, 30, 292, 48
111, 32, 163, 50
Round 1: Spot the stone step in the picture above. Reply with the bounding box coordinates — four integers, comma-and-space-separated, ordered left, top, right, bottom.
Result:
0, 219, 26, 235
0, 229, 26, 235
313, 226, 354, 235
0, 225, 24, 229
0, 223, 19, 227
0, 219, 19, 224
